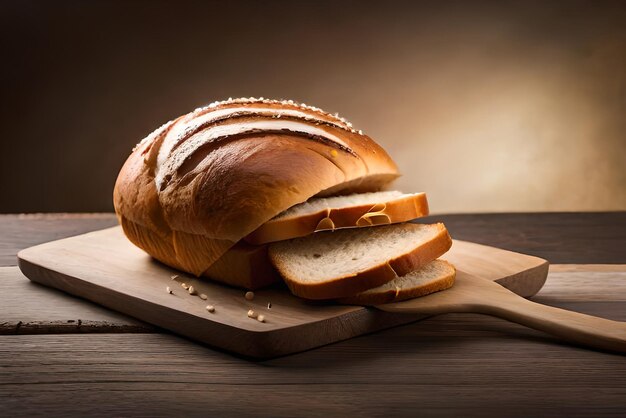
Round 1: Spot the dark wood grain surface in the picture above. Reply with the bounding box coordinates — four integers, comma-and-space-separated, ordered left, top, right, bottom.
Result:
0, 267, 152, 334
423, 212, 626, 263
1, 213, 625, 417
0, 213, 118, 266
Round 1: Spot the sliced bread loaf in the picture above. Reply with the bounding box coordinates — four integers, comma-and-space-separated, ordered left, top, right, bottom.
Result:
245, 191, 429, 244
338, 259, 456, 305
268, 223, 452, 299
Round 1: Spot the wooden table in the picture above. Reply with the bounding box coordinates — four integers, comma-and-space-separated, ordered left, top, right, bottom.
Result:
1, 213, 625, 417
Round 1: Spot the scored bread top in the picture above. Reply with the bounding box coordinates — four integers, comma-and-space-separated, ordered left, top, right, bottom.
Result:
246, 191, 429, 244
114, 98, 400, 276
269, 223, 452, 299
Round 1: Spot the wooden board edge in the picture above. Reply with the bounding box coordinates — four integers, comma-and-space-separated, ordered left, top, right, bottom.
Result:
448, 239, 550, 297
17, 257, 422, 359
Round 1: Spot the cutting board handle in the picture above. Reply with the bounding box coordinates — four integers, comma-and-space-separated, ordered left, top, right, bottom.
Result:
473, 287, 626, 354
381, 272, 626, 354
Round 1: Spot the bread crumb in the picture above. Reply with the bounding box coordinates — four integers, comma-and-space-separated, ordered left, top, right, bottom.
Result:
181, 283, 189, 290
267, 302, 272, 309
199, 294, 208, 300
245, 291, 255, 301
247, 309, 257, 319
257, 315, 265, 323
188, 286, 197, 295
206, 305, 215, 313
170, 274, 179, 280
166, 286, 173, 294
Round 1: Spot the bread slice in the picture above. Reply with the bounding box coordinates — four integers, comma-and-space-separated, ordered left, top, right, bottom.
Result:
338, 259, 456, 305
269, 223, 452, 299
245, 191, 429, 245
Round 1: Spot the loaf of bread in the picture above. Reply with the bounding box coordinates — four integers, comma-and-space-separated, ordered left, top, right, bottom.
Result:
114, 98, 400, 279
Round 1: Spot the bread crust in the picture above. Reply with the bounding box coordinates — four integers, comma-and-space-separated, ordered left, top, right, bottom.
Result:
114, 99, 400, 279
245, 193, 429, 244
269, 223, 453, 300
337, 260, 456, 305
119, 216, 279, 289
203, 241, 281, 290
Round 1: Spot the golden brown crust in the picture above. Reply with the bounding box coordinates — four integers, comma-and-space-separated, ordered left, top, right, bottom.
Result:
113, 122, 173, 238
113, 98, 399, 281
388, 223, 453, 275
337, 260, 456, 305
159, 135, 358, 240
119, 216, 279, 289
279, 261, 399, 300
118, 215, 182, 270
203, 242, 281, 290
270, 223, 453, 300
245, 193, 429, 245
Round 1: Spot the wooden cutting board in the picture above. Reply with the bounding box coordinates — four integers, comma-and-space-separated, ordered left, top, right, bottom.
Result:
18, 226, 548, 358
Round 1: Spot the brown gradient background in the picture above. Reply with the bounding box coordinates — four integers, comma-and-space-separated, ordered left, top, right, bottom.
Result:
1, 0, 625, 213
